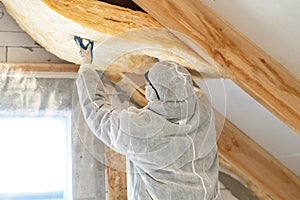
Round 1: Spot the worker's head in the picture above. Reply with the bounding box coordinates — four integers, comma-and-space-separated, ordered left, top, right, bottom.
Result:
145, 61, 194, 102
145, 61, 196, 121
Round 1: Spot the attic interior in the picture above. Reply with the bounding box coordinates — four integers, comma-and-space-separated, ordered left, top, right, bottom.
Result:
0, 0, 300, 200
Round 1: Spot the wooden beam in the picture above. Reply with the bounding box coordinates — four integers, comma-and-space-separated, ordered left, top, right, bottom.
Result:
132, 0, 300, 135
105, 146, 127, 200
0, 63, 79, 72
216, 112, 300, 200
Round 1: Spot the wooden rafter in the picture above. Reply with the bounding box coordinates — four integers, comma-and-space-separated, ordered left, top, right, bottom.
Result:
0, 63, 79, 72
132, 0, 300, 135
216, 112, 300, 200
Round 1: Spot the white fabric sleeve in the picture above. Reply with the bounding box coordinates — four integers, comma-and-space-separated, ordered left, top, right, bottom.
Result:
76, 64, 132, 154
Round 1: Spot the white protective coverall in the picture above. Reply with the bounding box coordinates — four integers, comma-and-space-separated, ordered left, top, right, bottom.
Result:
76, 58, 219, 199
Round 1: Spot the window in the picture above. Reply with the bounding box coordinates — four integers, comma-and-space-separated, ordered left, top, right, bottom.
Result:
0, 116, 72, 200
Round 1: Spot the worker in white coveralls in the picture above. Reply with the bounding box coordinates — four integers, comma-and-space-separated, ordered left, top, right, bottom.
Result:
74, 36, 219, 200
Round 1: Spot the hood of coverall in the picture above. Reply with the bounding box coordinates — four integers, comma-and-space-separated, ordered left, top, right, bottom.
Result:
145, 61, 196, 121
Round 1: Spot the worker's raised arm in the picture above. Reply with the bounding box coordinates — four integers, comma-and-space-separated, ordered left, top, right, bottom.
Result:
74, 36, 132, 154
76, 65, 172, 157
73, 37, 168, 157
76, 64, 120, 151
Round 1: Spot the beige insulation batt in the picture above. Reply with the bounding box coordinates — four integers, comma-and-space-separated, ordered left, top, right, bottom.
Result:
2, 0, 222, 77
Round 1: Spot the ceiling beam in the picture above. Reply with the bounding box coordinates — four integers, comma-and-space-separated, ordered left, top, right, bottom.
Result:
0, 63, 79, 72
132, 0, 300, 135
216, 111, 300, 200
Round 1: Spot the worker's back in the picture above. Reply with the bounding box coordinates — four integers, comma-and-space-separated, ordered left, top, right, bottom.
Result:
125, 93, 219, 200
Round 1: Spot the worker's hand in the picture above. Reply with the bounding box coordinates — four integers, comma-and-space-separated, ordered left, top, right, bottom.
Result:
74, 36, 94, 64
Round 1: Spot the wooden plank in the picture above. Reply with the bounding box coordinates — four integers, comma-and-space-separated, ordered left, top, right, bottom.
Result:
216, 112, 300, 200
99, 72, 128, 200
132, 0, 300, 135
0, 62, 79, 72
105, 146, 127, 200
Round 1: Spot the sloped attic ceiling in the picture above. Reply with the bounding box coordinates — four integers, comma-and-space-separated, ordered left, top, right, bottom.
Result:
4, 1, 299, 199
